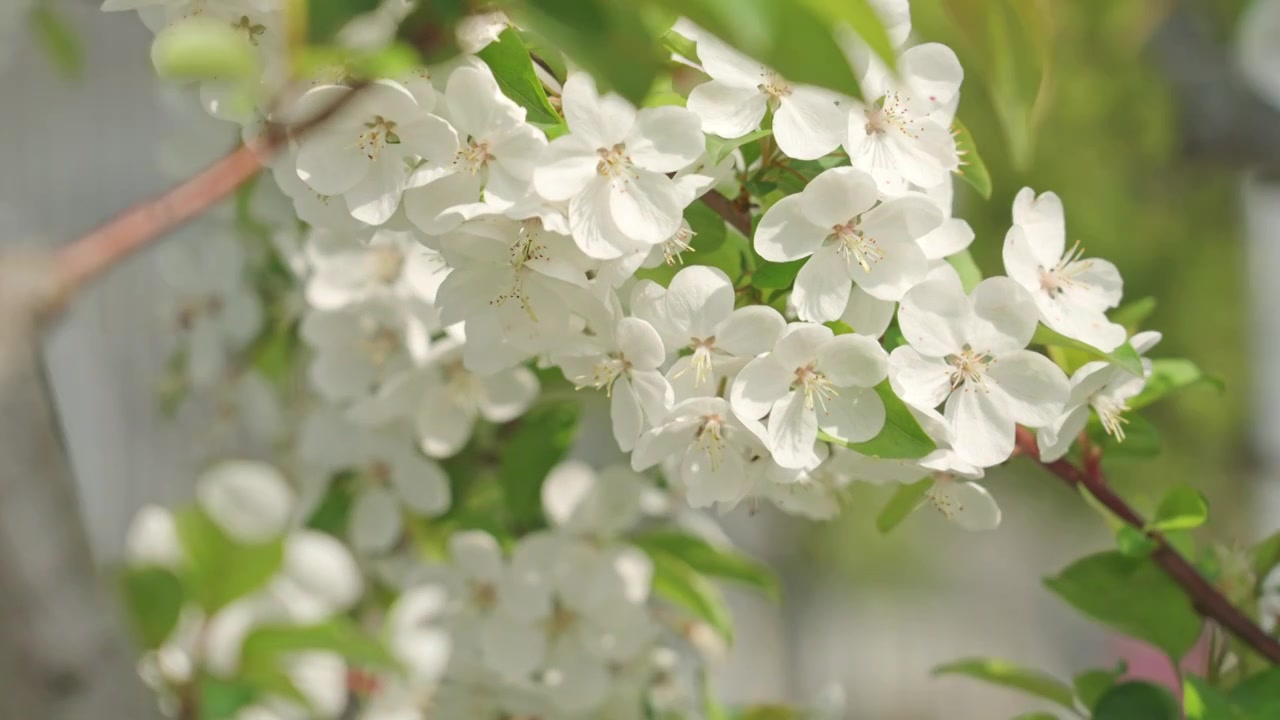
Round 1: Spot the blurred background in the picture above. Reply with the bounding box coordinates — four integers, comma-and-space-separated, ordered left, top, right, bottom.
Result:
1, 0, 1277, 717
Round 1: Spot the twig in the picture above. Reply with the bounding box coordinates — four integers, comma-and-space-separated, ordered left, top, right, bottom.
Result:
1014, 427, 1280, 664
50, 82, 367, 305
700, 190, 751, 237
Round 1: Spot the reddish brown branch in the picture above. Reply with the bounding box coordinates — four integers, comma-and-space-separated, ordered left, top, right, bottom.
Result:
51, 83, 366, 302
1014, 426, 1280, 664
700, 190, 752, 238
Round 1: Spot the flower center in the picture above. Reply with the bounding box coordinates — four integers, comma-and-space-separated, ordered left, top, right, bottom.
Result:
575, 354, 631, 395
596, 143, 632, 178
1092, 395, 1130, 441
864, 94, 912, 137
694, 413, 727, 471
490, 223, 548, 321
544, 602, 578, 639
793, 362, 837, 412
230, 15, 267, 45
927, 473, 962, 519
662, 225, 696, 266
371, 245, 405, 284
361, 324, 401, 366
758, 70, 792, 100
686, 337, 718, 387
945, 345, 993, 391
828, 219, 883, 272
366, 459, 392, 485
357, 115, 400, 161
457, 137, 492, 174
1038, 241, 1093, 297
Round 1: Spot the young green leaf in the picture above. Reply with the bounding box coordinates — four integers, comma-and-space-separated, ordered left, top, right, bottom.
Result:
1088, 413, 1161, 461
706, 129, 772, 164
1073, 662, 1127, 712
513, 0, 663, 104
874, 477, 933, 534
1044, 552, 1203, 659
1183, 677, 1245, 720
1128, 359, 1223, 412
1149, 486, 1208, 532
1115, 525, 1157, 558
1249, 530, 1280, 581
685, 200, 728, 254
498, 401, 580, 532
649, 551, 734, 642
946, 248, 983, 292
32, 4, 84, 80
1110, 296, 1157, 333
477, 29, 562, 125
933, 657, 1076, 710
952, 118, 992, 199
1093, 682, 1181, 720
822, 382, 937, 460
175, 508, 284, 613
633, 531, 779, 600
1031, 324, 1143, 377
120, 567, 185, 649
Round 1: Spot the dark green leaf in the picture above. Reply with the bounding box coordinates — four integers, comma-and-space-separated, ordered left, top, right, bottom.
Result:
1110, 297, 1157, 333
241, 619, 396, 671
751, 258, 806, 289
499, 401, 580, 531
1150, 486, 1208, 532
1044, 551, 1202, 659
1129, 359, 1224, 412
307, 0, 380, 43
120, 567, 185, 649
1031, 324, 1143, 377
874, 477, 933, 534
707, 129, 773, 164
933, 658, 1075, 709
175, 508, 283, 613
477, 29, 562, 125
952, 118, 991, 199
1073, 662, 1127, 712
946, 248, 983, 292
32, 4, 83, 79
822, 381, 937, 460
650, 551, 734, 641
1115, 525, 1157, 558
1184, 677, 1244, 720
513, 0, 663, 103
1093, 682, 1181, 720
685, 200, 728, 254
633, 531, 779, 599
305, 473, 356, 537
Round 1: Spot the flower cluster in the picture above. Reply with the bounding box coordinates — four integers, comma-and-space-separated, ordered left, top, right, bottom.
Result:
106, 0, 1169, 716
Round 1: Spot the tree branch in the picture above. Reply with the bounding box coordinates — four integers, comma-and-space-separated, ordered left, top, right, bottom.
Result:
50, 82, 366, 305
700, 190, 752, 237
1014, 426, 1280, 664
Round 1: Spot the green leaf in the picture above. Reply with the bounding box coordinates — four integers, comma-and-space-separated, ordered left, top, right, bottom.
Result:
241, 619, 397, 671
120, 567, 185, 649
650, 551, 734, 642
307, 0, 380, 43
151, 17, 258, 81
1073, 662, 1127, 712
685, 200, 728, 254
1149, 486, 1209, 532
946, 248, 983, 292
499, 400, 580, 531
1249, 530, 1280, 580
798, 0, 897, 71
1115, 525, 1157, 558
200, 677, 258, 720
751, 258, 807, 289
1128, 359, 1223, 412
633, 531, 779, 600
32, 4, 83, 79
1093, 682, 1181, 720
513, 0, 664, 103
822, 381, 937, 459
1044, 551, 1203, 659
933, 658, 1075, 709
1184, 677, 1245, 720
175, 508, 284, 613
1229, 666, 1280, 716
952, 118, 992, 199
1031, 324, 1143, 377
305, 473, 356, 537
477, 29, 562, 125
875, 477, 933, 534
707, 129, 772, 164
1089, 413, 1161, 460
1110, 297, 1157, 333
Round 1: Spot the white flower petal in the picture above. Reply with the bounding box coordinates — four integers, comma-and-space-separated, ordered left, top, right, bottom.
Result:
768, 391, 819, 469
754, 194, 830, 262
627, 106, 705, 172
987, 349, 1069, 428
562, 72, 635, 147
792, 246, 854, 323
773, 86, 846, 160
686, 81, 769, 138
818, 333, 888, 387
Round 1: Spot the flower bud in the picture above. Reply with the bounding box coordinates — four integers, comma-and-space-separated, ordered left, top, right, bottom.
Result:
196, 460, 294, 544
